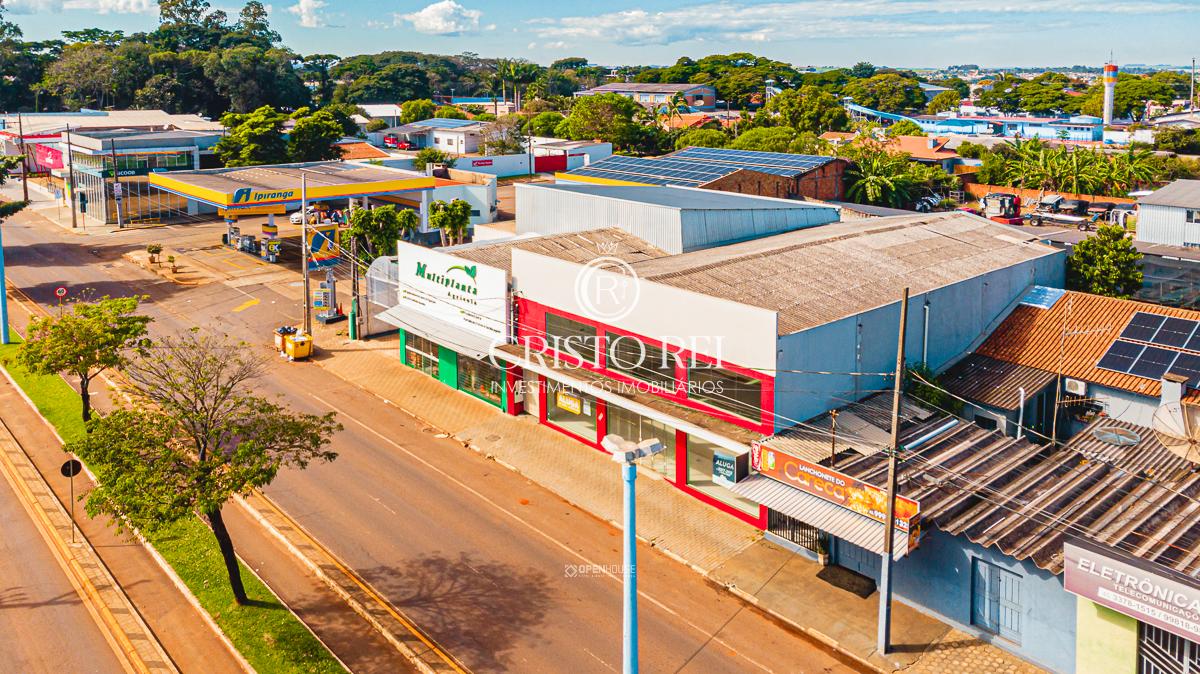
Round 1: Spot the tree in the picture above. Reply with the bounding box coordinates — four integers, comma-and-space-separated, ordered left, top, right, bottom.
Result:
412, 147, 455, 171
1149, 70, 1194, 100
478, 115, 525, 155
288, 108, 345, 162
757, 86, 849, 134
229, 0, 279, 48
675, 128, 727, 150
933, 77, 971, 99
366, 118, 389, 132
926, 89, 960, 114
429, 199, 472, 246
347, 205, 419, 258
887, 120, 926, 137
729, 127, 797, 153
14, 296, 151, 423
205, 45, 309, 112
300, 54, 340, 107
561, 93, 644, 150
1155, 127, 1200, 155
848, 61, 876, 79
38, 43, 118, 110
338, 64, 430, 104
400, 98, 436, 124
71, 331, 340, 604
551, 57, 589, 70
843, 73, 925, 113
1066, 225, 1143, 298
1079, 73, 1173, 121
434, 105, 467, 119
977, 75, 1023, 113
213, 105, 288, 166
526, 111, 565, 138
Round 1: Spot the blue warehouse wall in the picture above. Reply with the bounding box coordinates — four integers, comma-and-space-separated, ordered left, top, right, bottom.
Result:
772, 250, 1065, 429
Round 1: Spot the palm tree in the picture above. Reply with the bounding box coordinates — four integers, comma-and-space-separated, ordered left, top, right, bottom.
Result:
1107, 147, 1157, 196
493, 59, 513, 105
659, 91, 690, 129
846, 151, 914, 207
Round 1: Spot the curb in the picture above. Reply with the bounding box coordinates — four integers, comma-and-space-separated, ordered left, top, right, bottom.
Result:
120, 251, 207, 286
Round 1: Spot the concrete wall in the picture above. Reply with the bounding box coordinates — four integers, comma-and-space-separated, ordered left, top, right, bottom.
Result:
1090, 384, 1160, 428
887, 529, 1078, 674
1075, 597, 1139, 674
459, 154, 531, 177
677, 204, 839, 251
1136, 203, 1193, 246
773, 253, 1066, 428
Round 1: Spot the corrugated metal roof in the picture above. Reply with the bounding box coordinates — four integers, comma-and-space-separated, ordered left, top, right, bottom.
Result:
153, 161, 417, 194
583, 83, 711, 94
975, 290, 1200, 399
941, 354, 1057, 411
522, 183, 831, 211
0, 110, 223, 135
1138, 179, 1200, 208
631, 212, 1060, 335
730, 475, 907, 559
450, 228, 669, 274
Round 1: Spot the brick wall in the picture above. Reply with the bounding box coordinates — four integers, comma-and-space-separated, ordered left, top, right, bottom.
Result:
795, 159, 848, 201
700, 169, 794, 199
964, 182, 1136, 205
699, 160, 849, 201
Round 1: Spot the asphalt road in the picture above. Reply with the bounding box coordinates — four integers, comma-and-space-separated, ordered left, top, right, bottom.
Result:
0, 462, 126, 674
2, 203, 860, 674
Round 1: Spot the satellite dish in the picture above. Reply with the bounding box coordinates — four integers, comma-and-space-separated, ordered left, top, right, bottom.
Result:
1091, 427, 1141, 446
1151, 402, 1200, 464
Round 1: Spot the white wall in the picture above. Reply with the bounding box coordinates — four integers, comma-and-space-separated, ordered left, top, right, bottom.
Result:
460, 154, 531, 177
511, 248, 779, 371
433, 183, 495, 225
1136, 204, 1194, 246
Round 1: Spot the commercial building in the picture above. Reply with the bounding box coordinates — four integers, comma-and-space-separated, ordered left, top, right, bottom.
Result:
357, 104, 405, 128
379, 118, 489, 155
514, 183, 841, 253
820, 131, 961, 172
559, 146, 849, 201
844, 102, 1106, 142
573, 82, 717, 112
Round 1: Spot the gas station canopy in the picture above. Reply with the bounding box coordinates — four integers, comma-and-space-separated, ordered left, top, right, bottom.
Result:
148, 161, 435, 212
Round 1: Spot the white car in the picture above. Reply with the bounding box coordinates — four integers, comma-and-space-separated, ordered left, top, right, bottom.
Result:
289, 209, 308, 225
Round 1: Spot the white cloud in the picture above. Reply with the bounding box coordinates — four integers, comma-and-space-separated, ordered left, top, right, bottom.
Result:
23, 0, 155, 12
398, 0, 482, 35
530, 0, 1199, 46
287, 0, 327, 28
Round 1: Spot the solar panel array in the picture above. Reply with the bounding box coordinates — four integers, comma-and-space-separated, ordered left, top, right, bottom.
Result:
1096, 312, 1200, 385
672, 146, 834, 177
412, 118, 478, 129
565, 155, 743, 187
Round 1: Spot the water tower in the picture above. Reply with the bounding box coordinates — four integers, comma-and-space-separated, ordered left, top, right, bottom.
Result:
1102, 62, 1118, 125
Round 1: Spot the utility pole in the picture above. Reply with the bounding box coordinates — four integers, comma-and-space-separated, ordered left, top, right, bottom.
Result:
877, 287, 909, 657
829, 409, 839, 466
301, 173, 312, 334
65, 124, 78, 229
16, 112, 29, 203
109, 138, 123, 228
1192, 58, 1196, 113
350, 234, 360, 340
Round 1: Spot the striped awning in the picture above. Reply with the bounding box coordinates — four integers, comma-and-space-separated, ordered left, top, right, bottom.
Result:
730, 475, 909, 560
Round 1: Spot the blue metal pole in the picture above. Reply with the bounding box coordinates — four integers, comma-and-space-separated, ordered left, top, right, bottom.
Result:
622, 460, 638, 674
0, 220, 8, 345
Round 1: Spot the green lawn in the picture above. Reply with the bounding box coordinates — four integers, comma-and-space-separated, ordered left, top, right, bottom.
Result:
0, 339, 345, 674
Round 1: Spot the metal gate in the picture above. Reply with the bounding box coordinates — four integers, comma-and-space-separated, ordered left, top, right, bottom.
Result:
363, 255, 400, 338
971, 558, 1022, 642
1140, 623, 1200, 674
533, 154, 567, 173
834, 539, 879, 580
766, 510, 823, 552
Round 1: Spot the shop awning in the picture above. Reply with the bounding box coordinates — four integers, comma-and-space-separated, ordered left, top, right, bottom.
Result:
375, 307, 498, 361
730, 475, 908, 560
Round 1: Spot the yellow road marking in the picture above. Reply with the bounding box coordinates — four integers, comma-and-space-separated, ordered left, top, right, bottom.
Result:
222, 257, 247, 270
232, 298, 260, 313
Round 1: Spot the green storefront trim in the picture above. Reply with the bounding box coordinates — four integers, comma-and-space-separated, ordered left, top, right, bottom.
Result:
398, 329, 505, 409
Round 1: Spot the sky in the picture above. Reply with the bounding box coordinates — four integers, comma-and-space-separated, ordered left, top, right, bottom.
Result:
6, 0, 1200, 69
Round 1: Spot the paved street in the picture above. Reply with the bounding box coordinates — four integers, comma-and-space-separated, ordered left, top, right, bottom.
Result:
0, 458, 126, 674
2, 196, 861, 672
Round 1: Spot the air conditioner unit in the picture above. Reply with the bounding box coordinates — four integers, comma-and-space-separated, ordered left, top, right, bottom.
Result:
1064, 378, 1087, 396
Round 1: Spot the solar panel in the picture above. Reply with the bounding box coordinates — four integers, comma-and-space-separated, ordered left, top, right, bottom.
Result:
1184, 330, 1200, 353
1129, 346, 1179, 380
672, 146, 834, 174
1120, 311, 1166, 342
568, 155, 742, 186
1152, 317, 1198, 348
1170, 353, 1200, 387
1096, 340, 1144, 374
412, 118, 477, 129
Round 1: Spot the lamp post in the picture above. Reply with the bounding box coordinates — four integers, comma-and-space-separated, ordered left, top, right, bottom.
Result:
601, 434, 665, 674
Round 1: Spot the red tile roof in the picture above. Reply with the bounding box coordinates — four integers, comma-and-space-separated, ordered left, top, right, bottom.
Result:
976, 290, 1200, 399
337, 141, 390, 160
819, 131, 958, 161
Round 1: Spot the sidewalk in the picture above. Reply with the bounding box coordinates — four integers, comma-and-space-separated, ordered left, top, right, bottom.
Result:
310, 329, 1046, 674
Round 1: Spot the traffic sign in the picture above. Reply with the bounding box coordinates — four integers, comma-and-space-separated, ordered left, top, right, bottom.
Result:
112, 182, 123, 198
60, 459, 82, 478
54, 286, 68, 299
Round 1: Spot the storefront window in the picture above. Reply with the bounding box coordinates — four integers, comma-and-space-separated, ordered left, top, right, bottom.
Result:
686, 437, 759, 515
607, 404, 676, 478
405, 333, 440, 378
688, 362, 762, 421
458, 354, 503, 404
545, 313, 597, 365
545, 384, 597, 441
606, 332, 677, 391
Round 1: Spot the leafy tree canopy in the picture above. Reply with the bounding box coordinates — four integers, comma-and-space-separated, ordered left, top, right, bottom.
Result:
756, 86, 849, 135
213, 105, 288, 166
843, 73, 925, 113
1066, 224, 1143, 298
675, 128, 728, 150
400, 98, 436, 124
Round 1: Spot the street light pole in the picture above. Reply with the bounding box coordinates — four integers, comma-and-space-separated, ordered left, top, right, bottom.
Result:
65, 124, 78, 229
877, 287, 910, 656
301, 172, 312, 334
602, 435, 665, 674
16, 111, 29, 203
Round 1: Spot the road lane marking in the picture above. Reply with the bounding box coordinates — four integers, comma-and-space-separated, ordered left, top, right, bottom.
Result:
310, 394, 775, 673
232, 298, 260, 313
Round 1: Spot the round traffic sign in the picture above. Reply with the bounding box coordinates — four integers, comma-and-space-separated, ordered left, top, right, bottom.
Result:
60, 459, 82, 478
54, 286, 68, 299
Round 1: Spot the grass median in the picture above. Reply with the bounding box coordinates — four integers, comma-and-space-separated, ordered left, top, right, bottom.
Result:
0, 339, 345, 674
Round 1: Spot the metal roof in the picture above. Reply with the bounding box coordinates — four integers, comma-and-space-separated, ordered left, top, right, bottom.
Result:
153, 161, 419, 194
521, 183, 833, 211
449, 228, 669, 274
582, 83, 712, 94
0, 109, 223, 135
1138, 180, 1200, 209
630, 212, 1061, 335
941, 354, 1057, 411
666, 146, 836, 176
730, 475, 907, 559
